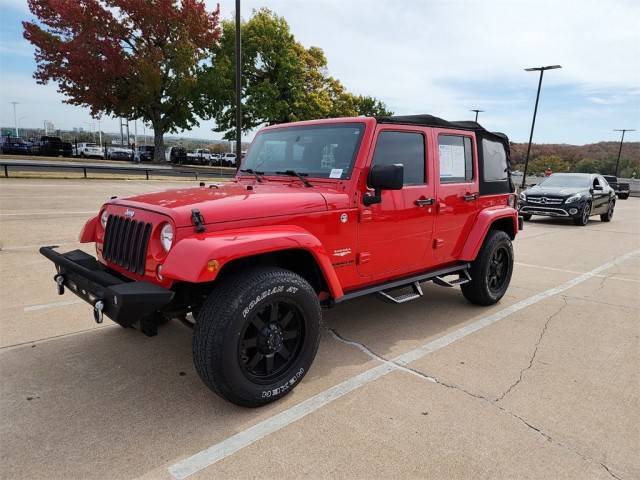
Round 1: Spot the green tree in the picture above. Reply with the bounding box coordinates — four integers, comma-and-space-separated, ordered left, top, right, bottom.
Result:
202, 8, 391, 140
23, 0, 220, 161
527, 155, 569, 175
574, 157, 606, 173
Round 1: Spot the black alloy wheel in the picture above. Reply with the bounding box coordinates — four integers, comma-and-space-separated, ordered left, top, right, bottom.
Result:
239, 300, 304, 381
487, 246, 509, 294
574, 202, 591, 226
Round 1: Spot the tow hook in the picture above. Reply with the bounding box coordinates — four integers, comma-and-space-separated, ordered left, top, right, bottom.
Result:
54, 274, 65, 295
93, 300, 104, 324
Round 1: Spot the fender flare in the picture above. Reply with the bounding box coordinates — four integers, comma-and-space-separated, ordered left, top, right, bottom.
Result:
79, 215, 98, 243
459, 206, 518, 261
162, 225, 344, 298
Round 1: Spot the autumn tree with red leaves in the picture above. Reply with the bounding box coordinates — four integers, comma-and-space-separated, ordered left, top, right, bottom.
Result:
23, 0, 220, 161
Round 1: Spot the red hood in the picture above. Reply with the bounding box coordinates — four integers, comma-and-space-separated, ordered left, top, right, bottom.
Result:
110, 181, 334, 227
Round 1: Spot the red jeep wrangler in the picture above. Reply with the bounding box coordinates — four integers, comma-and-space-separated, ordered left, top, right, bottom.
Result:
41, 115, 521, 407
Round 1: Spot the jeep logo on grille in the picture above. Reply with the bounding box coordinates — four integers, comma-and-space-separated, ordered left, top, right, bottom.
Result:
124, 209, 135, 218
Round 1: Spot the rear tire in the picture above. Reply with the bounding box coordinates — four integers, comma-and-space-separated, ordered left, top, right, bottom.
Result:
600, 200, 614, 222
461, 230, 514, 306
193, 267, 321, 407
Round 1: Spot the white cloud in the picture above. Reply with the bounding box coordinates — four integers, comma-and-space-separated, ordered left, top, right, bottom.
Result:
2, 0, 638, 144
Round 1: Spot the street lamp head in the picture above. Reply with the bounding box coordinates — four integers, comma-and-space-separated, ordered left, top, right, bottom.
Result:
470, 109, 484, 113
613, 129, 635, 132
525, 65, 562, 71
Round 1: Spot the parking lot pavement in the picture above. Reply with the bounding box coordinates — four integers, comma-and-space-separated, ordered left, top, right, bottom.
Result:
1, 178, 638, 479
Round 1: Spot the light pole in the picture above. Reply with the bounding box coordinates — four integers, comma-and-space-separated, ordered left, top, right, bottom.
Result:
17, 116, 28, 136
470, 109, 484, 122
10, 102, 19, 137
613, 129, 635, 177
521, 65, 561, 188
234, 0, 242, 165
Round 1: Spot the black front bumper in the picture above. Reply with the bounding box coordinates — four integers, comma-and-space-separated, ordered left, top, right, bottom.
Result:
39, 247, 174, 327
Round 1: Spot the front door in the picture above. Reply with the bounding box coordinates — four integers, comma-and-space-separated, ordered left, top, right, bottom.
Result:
432, 129, 479, 262
357, 126, 436, 278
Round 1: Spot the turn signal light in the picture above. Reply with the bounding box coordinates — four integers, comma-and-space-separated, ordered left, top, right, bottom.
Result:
207, 259, 219, 272
508, 194, 517, 208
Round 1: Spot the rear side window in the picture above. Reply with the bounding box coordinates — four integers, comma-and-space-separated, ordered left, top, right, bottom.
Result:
438, 135, 473, 183
371, 131, 425, 185
482, 139, 508, 182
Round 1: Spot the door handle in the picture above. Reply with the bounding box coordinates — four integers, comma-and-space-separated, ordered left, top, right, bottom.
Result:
462, 193, 477, 202
415, 197, 435, 206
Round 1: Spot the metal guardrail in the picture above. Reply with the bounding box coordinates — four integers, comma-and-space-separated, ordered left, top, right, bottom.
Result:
1, 161, 236, 180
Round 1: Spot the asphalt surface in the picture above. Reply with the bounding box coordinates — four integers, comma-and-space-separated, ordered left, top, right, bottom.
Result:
1, 178, 638, 479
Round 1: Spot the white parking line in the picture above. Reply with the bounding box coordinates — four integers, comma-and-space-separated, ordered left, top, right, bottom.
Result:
24, 299, 84, 312
515, 262, 640, 284
168, 248, 640, 479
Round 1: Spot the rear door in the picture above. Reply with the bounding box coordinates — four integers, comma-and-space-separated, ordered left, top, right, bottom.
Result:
357, 125, 436, 278
432, 129, 479, 262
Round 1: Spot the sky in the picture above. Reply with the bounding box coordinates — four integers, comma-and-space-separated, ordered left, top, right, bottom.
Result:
0, 0, 638, 145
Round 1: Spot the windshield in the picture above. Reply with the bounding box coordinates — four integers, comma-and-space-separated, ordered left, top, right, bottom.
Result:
242, 123, 365, 179
86, 143, 98, 147
538, 175, 591, 188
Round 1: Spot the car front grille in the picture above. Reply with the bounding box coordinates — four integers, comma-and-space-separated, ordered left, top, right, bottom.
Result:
102, 214, 152, 275
526, 196, 564, 205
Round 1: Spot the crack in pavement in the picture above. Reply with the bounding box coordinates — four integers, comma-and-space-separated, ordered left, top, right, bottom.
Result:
327, 326, 624, 480
495, 296, 569, 402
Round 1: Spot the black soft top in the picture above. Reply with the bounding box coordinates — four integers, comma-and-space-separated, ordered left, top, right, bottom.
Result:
376, 114, 514, 195
376, 114, 509, 144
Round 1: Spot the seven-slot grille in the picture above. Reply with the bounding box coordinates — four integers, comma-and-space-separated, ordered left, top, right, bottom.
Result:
102, 214, 152, 275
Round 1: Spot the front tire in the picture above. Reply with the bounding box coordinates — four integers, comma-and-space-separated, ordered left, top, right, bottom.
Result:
193, 267, 321, 407
521, 213, 532, 221
618, 193, 629, 200
573, 201, 591, 226
461, 230, 514, 306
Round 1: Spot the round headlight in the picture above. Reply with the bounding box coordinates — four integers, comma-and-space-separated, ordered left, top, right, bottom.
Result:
160, 223, 174, 252
101, 210, 109, 228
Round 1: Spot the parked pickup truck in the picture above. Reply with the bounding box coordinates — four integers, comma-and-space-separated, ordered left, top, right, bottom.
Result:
187, 149, 211, 165
40, 115, 521, 407
603, 175, 630, 200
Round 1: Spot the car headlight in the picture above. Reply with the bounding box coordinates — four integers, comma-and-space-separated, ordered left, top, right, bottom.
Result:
101, 210, 109, 228
565, 194, 583, 204
519, 192, 527, 201
160, 223, 174, 252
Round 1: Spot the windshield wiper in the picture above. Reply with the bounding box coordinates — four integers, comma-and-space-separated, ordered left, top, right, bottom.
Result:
239, 168, 265, 183
275, 170, 313, 188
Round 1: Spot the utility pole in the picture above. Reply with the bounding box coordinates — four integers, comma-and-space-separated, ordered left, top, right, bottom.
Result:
234, 0, 242, 166
97, 117, 102, 146
521, 65, 562, 189
10, 102, 18, 137
470, 109, 484, 122
613, 129, 635, 177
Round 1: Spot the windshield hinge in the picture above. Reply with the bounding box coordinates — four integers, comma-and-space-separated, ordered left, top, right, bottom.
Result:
191, 209, 206, 233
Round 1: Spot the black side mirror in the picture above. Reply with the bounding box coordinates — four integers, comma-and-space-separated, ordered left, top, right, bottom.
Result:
364, 164, 403, 205
594, 184, 603, 191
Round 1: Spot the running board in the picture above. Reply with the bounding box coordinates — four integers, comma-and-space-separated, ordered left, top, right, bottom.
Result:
377, 281, 423, 304
336, 263, 471, 304
433, 269, 471, 287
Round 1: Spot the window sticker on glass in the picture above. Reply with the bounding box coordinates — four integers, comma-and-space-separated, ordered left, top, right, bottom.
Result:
438, 143, 465, 178
329, 168, 343, 179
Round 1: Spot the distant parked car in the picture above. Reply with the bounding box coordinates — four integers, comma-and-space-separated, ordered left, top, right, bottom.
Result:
519, 173, 616, 226
0, 136, 31, 155
74, 142, 103, 158
134, 146, 155, 162
107, 147, 133, 161
602, 175, 630, 200
31, 136, 73, 157
166, 146, 187, 165
187, 148, 211, 165
221, 153, 237, 167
